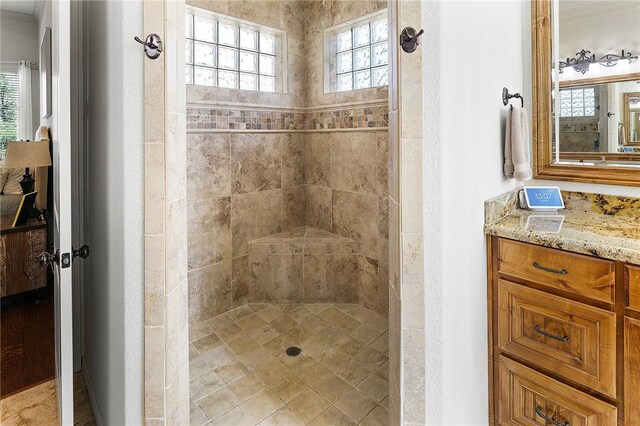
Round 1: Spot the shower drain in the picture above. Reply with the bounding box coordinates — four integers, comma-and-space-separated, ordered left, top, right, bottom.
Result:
285, 346, 302, 357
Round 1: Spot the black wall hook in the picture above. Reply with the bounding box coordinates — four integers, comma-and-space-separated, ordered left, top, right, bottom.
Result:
400, 27, 424, 53
502, 87, 524, 108
135, 34, 163, 59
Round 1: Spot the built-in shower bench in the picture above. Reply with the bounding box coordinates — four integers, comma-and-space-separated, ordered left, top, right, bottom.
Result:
248, 226, 360, 303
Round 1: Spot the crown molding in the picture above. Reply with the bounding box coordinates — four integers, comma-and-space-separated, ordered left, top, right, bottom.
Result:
0, 9, 37, 23
35, 0, 45, 21
560, 1, 640, 24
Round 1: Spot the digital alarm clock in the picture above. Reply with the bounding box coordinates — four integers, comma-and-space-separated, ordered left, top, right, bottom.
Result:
521, 186, 565, 212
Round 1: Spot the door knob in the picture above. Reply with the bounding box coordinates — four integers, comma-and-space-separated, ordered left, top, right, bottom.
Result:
39, 250, 59, 267
72, 245, 91, 261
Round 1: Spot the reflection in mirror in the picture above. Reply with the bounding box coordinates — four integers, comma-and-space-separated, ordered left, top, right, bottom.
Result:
553, 82, 640, 160
556, 0, 640, 82
624, 92, 640, 144
551, 0, 640, 167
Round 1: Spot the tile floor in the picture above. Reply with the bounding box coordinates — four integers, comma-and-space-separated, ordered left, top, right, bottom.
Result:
0, 372, 96, 426
189, 303, 390, 426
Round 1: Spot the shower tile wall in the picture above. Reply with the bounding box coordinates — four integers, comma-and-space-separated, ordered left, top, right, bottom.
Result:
186, 0, 389, 324
187, 132, 306, 323
144, 0, 190, 423
305, 131, 389, 313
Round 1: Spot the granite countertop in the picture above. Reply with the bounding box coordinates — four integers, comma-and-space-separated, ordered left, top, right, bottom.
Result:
484, 190, 640, 265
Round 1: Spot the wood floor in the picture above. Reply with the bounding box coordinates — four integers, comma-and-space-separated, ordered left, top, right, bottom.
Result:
1, 287, 55, 397
0, 372, 95, 426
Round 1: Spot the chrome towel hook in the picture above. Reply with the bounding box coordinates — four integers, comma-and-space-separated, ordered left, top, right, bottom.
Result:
135, 34, 163, 59
400, 27, 424, 53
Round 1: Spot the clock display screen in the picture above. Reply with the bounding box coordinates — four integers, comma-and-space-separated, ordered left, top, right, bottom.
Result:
524, 187, 564, 208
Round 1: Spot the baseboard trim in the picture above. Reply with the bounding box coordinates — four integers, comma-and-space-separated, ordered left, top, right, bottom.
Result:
82, 363, 103, 426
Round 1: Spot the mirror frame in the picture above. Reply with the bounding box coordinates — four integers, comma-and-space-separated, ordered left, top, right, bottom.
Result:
623, 92, 640, 145
531, 0, 640, 187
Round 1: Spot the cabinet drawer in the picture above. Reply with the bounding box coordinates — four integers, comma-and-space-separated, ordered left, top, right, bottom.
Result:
498, 238, 615, 303
498, 280, 616, 397
498, 356, 617, 426
627, 265, 640, 312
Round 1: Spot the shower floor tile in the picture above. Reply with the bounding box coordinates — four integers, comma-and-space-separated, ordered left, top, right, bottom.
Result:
189, 303, 389, 426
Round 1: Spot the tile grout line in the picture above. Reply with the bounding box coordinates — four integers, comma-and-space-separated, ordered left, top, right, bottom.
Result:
188, 303, 389, 425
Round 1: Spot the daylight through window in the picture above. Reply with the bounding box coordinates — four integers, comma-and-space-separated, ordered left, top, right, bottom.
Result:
185, 9, 284, 93
560, 87, 596, 117
325, 11, 389, 93
0, 72, 19, 159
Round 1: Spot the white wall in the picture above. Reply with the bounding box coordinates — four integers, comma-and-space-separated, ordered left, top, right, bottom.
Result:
1, 13, 39, 62
84, 1, 144, 424
1, 11, 40, 138
422, 1, 522, 424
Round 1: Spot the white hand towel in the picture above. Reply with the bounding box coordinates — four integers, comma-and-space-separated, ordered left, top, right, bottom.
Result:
619, 124, 626, 146
504, 107, 532, 181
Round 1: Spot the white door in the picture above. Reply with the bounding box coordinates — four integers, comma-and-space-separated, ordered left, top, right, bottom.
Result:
51, 0, 74, 424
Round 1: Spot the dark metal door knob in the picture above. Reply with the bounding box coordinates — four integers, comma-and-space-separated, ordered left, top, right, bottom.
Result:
39, 250, 59, 267
72, 245, 91, 261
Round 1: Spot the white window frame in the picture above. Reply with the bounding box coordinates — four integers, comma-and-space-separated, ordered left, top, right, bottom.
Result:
323, 9, 388, 94
0, 65, 20, 159
186, 6, 288, 93
559, 87, 596, 118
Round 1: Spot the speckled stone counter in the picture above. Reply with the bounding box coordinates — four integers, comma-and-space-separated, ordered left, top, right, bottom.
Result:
484, 190, 640, 265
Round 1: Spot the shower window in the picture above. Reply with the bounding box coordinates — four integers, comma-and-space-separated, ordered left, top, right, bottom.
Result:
185, 8, 287, 93
559, 87, 596, 117
324, 10, 389, 93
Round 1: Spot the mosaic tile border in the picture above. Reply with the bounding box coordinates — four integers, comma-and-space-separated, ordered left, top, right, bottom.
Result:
187, 104, 389, 131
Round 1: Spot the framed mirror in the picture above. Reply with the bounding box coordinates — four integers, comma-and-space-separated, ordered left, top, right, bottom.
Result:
532, 0, 640, 186
624, 92, 640, 144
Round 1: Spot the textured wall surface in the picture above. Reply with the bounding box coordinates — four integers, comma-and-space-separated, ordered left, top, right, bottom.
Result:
185, 0, 390, 324
84, 1, 144, 424
143, 0, 190, 424
422, 1, 522, 424
186, 132, 306, 322
186, 128, 389, 322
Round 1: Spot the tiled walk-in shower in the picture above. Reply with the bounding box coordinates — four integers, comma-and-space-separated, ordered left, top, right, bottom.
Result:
189, 303, 389, 425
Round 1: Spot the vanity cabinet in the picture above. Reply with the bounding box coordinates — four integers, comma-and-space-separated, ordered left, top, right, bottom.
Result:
625, 317, 640, 424
488, 236, 640, 426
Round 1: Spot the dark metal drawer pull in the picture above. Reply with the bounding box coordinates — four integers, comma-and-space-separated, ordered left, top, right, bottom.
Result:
533, 262, 568, 275
535, 407, 570, 426
534, 325, 569, 342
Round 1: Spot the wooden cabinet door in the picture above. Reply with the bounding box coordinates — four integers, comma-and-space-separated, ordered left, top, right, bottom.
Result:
625, 317, 640, 424
498, 356, 617, 426
498, 280, 616, 397
627, 265, 640, 312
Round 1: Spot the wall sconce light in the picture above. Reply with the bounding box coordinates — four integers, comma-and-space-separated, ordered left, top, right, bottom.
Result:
559, 49, 638, 74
